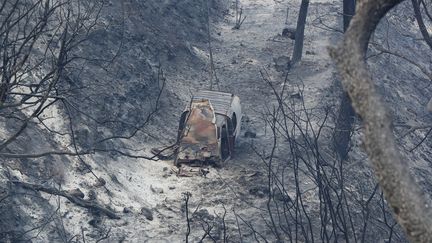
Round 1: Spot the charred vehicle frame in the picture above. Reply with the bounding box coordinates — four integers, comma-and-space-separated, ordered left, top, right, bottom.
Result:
174, 90, 242, 165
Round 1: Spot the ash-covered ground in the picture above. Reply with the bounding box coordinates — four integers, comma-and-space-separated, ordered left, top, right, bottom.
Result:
1, 0, 431, 242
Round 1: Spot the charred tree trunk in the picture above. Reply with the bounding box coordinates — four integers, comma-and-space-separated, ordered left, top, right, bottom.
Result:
333, 93, 355, 160
343, 0, 356, 31
291, 0, 309, 64
330, 0, 432, 241
333, 0, 356, 160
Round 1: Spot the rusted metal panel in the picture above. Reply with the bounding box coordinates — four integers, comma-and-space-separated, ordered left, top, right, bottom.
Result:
177, 99, 220, 163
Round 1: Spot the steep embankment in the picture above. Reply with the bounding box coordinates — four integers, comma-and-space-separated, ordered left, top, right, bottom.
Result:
0, 0, 228, 241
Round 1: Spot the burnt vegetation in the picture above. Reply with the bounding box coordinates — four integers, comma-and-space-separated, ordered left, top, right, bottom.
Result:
0, 0, 432, 242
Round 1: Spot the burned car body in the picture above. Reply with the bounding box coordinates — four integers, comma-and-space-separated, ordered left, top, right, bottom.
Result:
174, 90, 242, 165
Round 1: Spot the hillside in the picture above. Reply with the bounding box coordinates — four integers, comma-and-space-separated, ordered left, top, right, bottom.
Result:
0, 0, 431, 242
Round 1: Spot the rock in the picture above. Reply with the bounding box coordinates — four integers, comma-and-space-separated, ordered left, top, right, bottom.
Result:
141, 207, 153, 221
290, 93, 302, 100
249, 186, 269, 198
195, 209, 214, 221
150, 185, 164, 194
273, 188, 292, 203
114, 220, 129, 227
247, 171, 264, 177
68, 188, 84, 199
123, 207, 132, 214
168, 186, 176, 190
76, 162, 92, 174
273, 56, 291, 72
306, 50, 316, 55
162, 167, 169, 172
244, 130, 256, 138
242, 115, 250, 123
282, 27, 296, 40
95, 177, 106, 187
200, 168, 210, 177
88, 218, 102, 227
110, 174, 121, 185
88, 190, 97, 201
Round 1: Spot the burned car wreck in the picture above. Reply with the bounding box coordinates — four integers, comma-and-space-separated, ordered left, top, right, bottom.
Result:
174, 90, 242, 165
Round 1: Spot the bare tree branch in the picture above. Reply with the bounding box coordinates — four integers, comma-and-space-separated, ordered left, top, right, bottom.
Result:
412, 0, 432, 50
329, 0, 432, 241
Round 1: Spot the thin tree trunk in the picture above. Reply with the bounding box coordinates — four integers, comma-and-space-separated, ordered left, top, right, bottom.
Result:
291, 0, 309, 64
334, 0, 356, 160
334, 92, 355, 160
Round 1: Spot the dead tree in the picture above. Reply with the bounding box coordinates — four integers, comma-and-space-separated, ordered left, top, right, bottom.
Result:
0, 0, 165, 161
333, 0, 356, 161
246, 70, 401, 242
233, 0, 246, 30
0, 1, 164, 240
0, 0, 102, 152
330, 0, 432, 242
291, 0, 310, 64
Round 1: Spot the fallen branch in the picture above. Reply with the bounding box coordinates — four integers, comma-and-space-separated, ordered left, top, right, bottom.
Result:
0, 146, 171, 160
12, 180, 120, 219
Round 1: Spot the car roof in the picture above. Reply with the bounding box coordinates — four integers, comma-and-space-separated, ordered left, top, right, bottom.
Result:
191, 90, 234, 116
